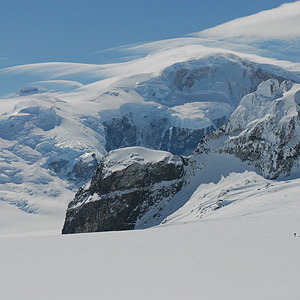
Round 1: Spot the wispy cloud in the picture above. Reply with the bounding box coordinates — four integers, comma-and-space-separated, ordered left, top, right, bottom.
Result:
1, 2, 300, 97
33, 80, 84, 91
0, 62, 109, 79
194, 1, 300, 41
1, 38, 300, 92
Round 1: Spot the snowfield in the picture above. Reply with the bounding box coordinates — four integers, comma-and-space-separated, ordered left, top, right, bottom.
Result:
1, 171, 300, 300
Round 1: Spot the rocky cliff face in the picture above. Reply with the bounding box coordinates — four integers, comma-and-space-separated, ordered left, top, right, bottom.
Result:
214, 79, 300, 179
223, 116, 300, 179
62, 147, 185, 234
104, 114, 224, 155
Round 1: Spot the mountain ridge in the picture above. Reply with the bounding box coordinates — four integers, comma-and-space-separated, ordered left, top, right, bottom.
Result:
61, 77, 300, 233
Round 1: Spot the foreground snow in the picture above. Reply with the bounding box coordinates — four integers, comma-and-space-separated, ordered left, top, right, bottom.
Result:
1, 171, 300, 300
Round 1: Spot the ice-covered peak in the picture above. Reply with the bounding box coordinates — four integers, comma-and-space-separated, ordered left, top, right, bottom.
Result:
294, 90, 300, 115
135, 54, 300, 108
256, 79, 282, 98
280, 80, 293, 92
224, 79, 297, 134
221, 80, 300, 179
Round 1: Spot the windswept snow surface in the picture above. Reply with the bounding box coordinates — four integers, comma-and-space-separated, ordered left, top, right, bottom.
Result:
103, 146, 179, 176
163, 171, 300, 225
1, 171, 300, 300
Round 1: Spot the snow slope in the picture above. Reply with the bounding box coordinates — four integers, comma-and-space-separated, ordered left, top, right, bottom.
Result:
164, 171, 300, 225
1, 170, 300, 300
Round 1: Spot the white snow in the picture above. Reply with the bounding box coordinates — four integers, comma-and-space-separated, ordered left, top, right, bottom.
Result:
294, 89, 300, 114
103, 146, 177, 176
1, 170, 300, 300
163, 171, 298, 224
225, 81, 300, 133
169, 101, 233, 129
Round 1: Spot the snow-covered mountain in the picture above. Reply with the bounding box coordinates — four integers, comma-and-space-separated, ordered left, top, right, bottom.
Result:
222, 79, 300, 178
61, 77, 300, 233
2, 2, 300, 299
1, 51, 300, 233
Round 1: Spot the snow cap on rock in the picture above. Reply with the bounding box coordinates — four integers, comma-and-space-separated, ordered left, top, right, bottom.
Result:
256, 79, 282, 98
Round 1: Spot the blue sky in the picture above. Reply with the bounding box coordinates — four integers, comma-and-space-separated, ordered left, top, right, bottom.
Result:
0, 0, 296, 67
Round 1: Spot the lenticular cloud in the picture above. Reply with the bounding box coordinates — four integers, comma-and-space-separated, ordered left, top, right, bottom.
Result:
195, 1, 300, 41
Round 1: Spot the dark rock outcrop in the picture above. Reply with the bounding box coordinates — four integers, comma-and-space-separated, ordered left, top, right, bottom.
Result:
104, 115, 138, 152
222, 115, 300, 179
104, 115, 227, 156
62, 147, 185, 234
208, 80, 300, 179
68, 154, 98, 185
